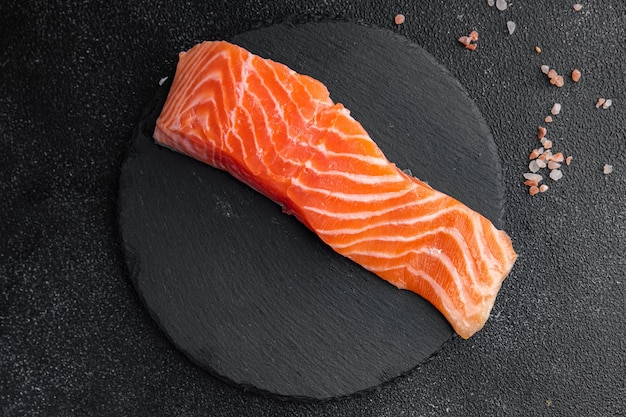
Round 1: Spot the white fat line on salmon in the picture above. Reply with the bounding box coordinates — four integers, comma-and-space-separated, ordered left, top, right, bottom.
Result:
376, 262, 470, 322
319, 126, 374, 145
311, 143, 390, 167
467, 217, 502, 281
291, 178, 417, 202
337, 227, 486, 295
170, 44, 225, 110
300, 193, 445, 220
177, 70, 227, 117
249, 59, 333, 131
302, 160, 406, 185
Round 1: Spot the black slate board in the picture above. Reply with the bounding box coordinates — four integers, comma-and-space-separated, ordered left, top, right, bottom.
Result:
117, 21, 505, 400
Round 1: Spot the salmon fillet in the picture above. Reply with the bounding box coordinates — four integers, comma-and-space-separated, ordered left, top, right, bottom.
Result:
153, 41, 517, 339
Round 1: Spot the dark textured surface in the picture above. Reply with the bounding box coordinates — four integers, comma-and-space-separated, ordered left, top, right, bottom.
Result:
1, 1, 625, 416
117, 21, 503, 399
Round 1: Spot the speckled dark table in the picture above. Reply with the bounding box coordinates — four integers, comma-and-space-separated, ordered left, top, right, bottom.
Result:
2, 1, 625, 416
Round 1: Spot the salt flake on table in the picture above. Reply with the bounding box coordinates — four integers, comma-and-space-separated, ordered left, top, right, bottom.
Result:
507, 21, 516, 35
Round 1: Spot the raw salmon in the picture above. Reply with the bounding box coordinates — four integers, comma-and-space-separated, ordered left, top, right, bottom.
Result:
153, 41, 517, 339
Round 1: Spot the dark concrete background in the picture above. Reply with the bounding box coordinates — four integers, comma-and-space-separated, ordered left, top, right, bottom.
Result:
1, 1, 624, 416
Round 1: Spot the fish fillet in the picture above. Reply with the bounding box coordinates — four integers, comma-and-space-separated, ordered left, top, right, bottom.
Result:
153, 41, 517, 339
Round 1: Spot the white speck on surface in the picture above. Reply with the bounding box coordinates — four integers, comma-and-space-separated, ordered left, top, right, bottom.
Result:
549, 169, 563, 181
573, 3, 583, 12
429, 247, 442, 255
524, 173, 543, 182
506, 21, 516, 34
529, 160, 540, 172
496, 0, 507, 11
159, 76, 168, 85
551, 103, 562, 115
603, 164, 613, 174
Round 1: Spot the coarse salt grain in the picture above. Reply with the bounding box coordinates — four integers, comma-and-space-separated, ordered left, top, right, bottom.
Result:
535, 46, 542, 53
536, 159, 547, 169
541, 65, 550, 74
550, 152, 564, 162
395, 14, 405, 25
603, 99, 613, 109
538, 126, 547, 139
572, 69, 581, 82
550, 169, 564, 181
529, 185, 540, 196
539, 184, 549, 192
529, 149, 540, 159
524, 173, 543, 182
529, 160, 540, 172
545, 115, 553, 123
596, 98, 606, 108
458, 36, 471, 46
469, 30, 479, 42
496, 0, 507, 11
543, 139, 553, 149
603, 164, 613, 174
553, 75, 565, 87
548, 161, 561, 170
573, 4, 583, 12
507, 21, 516, 35
547, 69, 558, 79
551, 103, 562, 115
566, 156, 573, 165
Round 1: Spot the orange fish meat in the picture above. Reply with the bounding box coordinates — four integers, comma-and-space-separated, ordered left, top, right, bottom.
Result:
153, 41, 517, 339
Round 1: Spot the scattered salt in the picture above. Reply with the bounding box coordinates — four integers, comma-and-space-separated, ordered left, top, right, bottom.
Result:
524, 173, 543, 182
538, 126, 547, 139
529, 160, 540, 172
507, 21, 516, 35
603, 164, 613, 174
529, 185, 540, 196
548, 161, 561, 170
550, 169, 563, 181
551, 103, 562, 115
496, 0, 507, 11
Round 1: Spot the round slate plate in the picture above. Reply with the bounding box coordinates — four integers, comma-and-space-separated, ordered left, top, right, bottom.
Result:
118, 21, 505, 400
